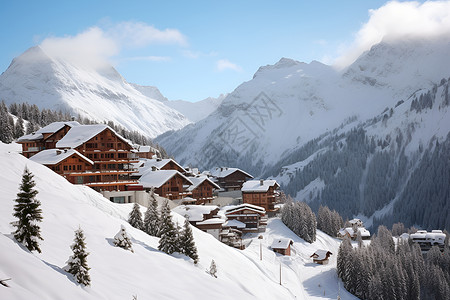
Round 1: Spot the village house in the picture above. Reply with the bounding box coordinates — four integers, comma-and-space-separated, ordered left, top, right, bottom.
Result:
134, 145, 159, 159
271, 238, 294, 256
348, 218, 364, 228
17, 121, 80, 158
337, 227, 371, 240
224, 204, 267, 233
310, 250, 333, 265
187, 176, 220, 204
138, 170, 192, 200
210, 167, 253, 191
172, 205, 223, 239
54, 124, 138, 191
241, 179, 280, 212
220, 221, 244, 249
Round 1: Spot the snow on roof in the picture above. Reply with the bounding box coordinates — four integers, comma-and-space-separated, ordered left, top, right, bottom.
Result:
224, 219, 246, 229
225, 203, 266, 215
187, 176, 220, 191
271, 238, 293, 250
137, 145, 158, 153
141, 158, 186, 173
311, 249, 332, 260
29, 149, 93, 165
241, 179, 279, 192
172, 205, 219, 222
338, 227, 370, 237
349, 218, 362, 225
357, 227, 371, 237
196, 218, 225, 226
56, 124, 131, 149
139, 170, 192, 189
17, 121, 80, 142
210, 167, 253, 179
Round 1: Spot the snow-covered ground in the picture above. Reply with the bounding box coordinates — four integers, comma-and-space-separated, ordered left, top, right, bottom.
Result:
0, 142, 355, 299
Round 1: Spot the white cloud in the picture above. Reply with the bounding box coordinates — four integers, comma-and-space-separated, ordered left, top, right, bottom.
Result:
39, 22, 186, 69
216, 59, 242, 72
334, 0, 450, 68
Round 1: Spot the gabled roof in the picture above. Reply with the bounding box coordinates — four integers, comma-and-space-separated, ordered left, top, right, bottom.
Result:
136, 145, 159, 154
271, 238, 293, 250
172, 205, 219, 222
196, 218, 225, 226
139, 170, 193, 189
55, 124, 132, 149
210, 167, 253, 179
187, 176, 220, 191
29, 149, 93, 165
310, 249, 332, 260
225, 203, 266, 215
241, 180, 279, 192
144, 158, 186, 173
17, 121, 80, 142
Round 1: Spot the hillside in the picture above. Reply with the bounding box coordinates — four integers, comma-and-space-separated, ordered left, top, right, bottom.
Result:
0, 47, 190, 138
164, 94, 226, 123
0, 142, 355, 299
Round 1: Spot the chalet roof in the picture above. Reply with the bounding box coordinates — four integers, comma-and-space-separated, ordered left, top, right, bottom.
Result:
349, 218, 362, 225
136, 145, 159, 154
225, 203, 266, 215
338, 227, 371, 237
196, 218, 225, 226
187, 176, 221, 191
29, 148, 93, 165
17, 121, 80, 142
142, 158, 186, 173
139, 170, 193, 189
56, 124, 132, 149
224, 219, 246, 229
241, 179, 279, 192
210, 167, 253, 179
172, 205, 219, 222
310, 249, 332, 260
271, 238, 293, 250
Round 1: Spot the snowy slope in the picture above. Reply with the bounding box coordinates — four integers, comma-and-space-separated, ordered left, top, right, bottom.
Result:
0, 142, 355, 299
156, 38, 450, 173
0, 47, 190, 138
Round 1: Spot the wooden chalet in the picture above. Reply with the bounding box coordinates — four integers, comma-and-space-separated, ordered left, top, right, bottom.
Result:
55, 124, 138, 191
138, 170, 193, 200
337, 227, 371, 240
271, 238, 293, 256
310, 250, 332, 265
187, 176, 220, 204
172, 205, 223, 239
29, 149, 94, 184
17, 121, 80, 158
224, 204, 267, 233
146, 158, 186, 173
211, 167, 253, 191
241, 179, 280, 212
134, 145, 159, 159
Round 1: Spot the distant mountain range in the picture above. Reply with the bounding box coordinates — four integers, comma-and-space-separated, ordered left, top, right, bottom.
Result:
156, 37, 450, 230
0, 46, 222, 137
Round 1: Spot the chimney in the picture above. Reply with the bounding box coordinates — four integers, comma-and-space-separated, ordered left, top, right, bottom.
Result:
56, 150, 62, 155
156, 157, 162, 162
260, 179, 264, 186
151, 166, 157, 171
64, 149, 68, 153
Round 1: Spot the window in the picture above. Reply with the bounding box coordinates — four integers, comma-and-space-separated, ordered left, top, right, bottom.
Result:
63, 165, 68, 171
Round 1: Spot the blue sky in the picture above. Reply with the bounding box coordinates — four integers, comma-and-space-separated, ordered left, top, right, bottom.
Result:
0, 0, 441, 102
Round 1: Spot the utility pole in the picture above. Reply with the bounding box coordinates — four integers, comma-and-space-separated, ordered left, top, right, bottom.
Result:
279, 262, 282, 285
258, 235, 263, 261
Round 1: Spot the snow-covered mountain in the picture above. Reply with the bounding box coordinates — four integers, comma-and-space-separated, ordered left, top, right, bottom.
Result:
0, 142, 356, 299
156, 37, 450, 230
0, 46, 190, 138
164, 94, 226, 122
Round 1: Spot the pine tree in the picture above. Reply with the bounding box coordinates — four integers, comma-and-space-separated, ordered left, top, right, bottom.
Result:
180, 219, 199, 264
11, 167, 43, 252
64, 227, 91, 286
113, 225, 134, 252
143, 192, 159, 236
128, 202, 143, 230
207, 259, 217, 278
158, 199, 179, 254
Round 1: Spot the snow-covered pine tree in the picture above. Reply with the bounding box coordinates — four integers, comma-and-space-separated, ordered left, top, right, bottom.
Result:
113, 225, 134, 253
11, 167, 43, 252
143, 191, 159, 236
128, 202, 143, 230
207, 259, 217, 278
64, 227, 91, 286
158, 199, 179, 254
180, 218, 198, 264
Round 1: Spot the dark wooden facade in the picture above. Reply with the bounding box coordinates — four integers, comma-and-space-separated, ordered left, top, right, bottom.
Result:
154, 173, 189, 200
242, 185, 278, 212
217, 170, 252, 191
224, 205, 267, 233
190, 180, 217, 205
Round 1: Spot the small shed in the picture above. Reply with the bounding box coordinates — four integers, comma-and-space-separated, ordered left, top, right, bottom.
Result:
270, 238, 293, 256
310, 250, 332, 265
